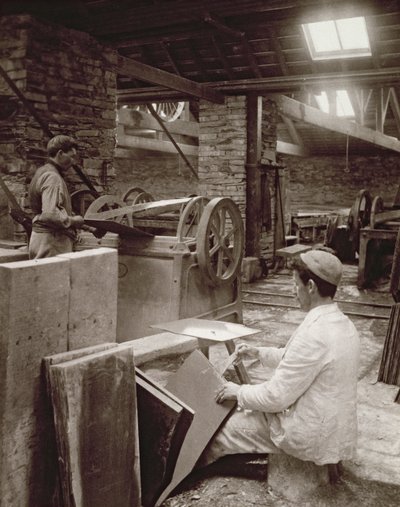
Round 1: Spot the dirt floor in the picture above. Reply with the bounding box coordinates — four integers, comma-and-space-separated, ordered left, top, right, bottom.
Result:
141, 263, 400, 506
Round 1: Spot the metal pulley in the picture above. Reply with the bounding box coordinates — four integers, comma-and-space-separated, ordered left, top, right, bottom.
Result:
196, 197, 244, 287
347, 189, 372, 253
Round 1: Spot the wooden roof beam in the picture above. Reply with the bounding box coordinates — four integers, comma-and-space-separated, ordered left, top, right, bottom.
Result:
211, 35, 235, 80
160, 42, 181, 75
389, 88, 400, 138
104, 53, 224, 104
272, 94, 400, 153
277, 140, 309, 157
376, 87, 391, 133
212, 67, 400, 93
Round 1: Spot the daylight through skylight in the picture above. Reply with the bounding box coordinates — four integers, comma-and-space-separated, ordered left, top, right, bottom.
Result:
315, 90, 355, 117
302, 16, 371, 60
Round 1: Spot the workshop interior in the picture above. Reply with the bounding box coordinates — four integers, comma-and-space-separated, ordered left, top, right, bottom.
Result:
1, 1, 400, 506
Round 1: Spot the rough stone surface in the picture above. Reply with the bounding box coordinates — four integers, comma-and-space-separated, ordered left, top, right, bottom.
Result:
0, 257, 70, 507
57, 248, 118, 350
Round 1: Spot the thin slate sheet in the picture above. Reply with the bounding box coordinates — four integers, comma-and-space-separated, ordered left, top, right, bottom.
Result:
151, 317, 261, 342
156, 350, 236, 506
135, 370, 194, 507
49, 347, 140, 507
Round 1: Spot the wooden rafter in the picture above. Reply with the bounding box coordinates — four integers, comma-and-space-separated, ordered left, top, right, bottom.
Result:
273, 94, 400, 153
87, 0, 396, 36
389, 88, 400, 138
211, 35, 235, 80
118, 108, 199, 137
268, 26, 289, 76
240, 35, 262, 78
161, 42, 181, 75
188, 41, 207, 81
213, 67, 400, 93
103, 53, 224, 103
376, 87, 391, 132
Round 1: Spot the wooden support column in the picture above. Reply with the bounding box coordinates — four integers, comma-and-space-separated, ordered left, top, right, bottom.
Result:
246, 93, 262, 257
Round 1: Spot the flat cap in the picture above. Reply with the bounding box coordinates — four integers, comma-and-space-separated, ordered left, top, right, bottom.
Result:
300, 250, 343, 287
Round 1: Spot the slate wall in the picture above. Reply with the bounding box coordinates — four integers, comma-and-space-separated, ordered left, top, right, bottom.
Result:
0, 14, 117, 238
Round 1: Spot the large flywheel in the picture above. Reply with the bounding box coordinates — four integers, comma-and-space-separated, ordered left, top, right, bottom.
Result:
177, 196, 210, 242
196, 197, 244, 286
347, 189, 372, 253
85, 195, 133, 227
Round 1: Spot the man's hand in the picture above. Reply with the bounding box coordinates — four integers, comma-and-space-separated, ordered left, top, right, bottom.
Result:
215, 381, 240, 403
70, 215, 85, 229
234, 343, 260, 362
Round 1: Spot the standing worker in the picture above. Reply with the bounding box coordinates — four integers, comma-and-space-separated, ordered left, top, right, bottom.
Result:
201, 250, 360, 468
28, 135, 85, 259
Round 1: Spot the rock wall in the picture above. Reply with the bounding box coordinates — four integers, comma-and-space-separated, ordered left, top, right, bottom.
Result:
0, 14, 117, 238
283, 153, 400, 211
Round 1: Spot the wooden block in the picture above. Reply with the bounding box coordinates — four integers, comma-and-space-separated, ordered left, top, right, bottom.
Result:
49, 346, 140, 507
0, 257, 70, 507
57, 248, 118, 350
135, 369, 194, 507
156, 350, 236, 506
275, 244, 312, 259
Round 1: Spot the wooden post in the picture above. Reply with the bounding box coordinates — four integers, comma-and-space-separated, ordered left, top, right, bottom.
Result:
246, 93, 262, 257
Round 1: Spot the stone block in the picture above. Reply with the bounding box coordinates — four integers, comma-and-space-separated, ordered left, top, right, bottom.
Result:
0, 257, 70, 507
268, 453, 341, 502
57, 247, 118, 350
241, 256, 262, 283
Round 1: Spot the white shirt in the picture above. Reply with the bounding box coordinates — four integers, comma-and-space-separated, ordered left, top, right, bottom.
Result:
238, 303, 360, 465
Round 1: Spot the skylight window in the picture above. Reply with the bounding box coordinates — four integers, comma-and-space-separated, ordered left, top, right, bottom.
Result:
302, 16, 371, 60
315, 90, 355, 117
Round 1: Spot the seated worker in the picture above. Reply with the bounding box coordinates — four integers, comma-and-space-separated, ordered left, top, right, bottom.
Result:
28, 135, 85, 259
200, 250, 360, 467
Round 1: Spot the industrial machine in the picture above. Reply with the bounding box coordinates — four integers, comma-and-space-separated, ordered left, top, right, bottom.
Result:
78, 194, 245, 341
325, 189, 400, 288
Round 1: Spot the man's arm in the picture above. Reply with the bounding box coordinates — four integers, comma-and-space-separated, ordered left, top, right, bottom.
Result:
237, 331, 328, 413
35, 172, 83, 229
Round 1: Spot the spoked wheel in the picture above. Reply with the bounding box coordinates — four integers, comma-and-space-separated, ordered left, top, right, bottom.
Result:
70, 189, 96, 216
347, 189, 372, 253
85, 195, 133, 226
196, 197, 244, 286
370, 196, 384, 229
132, 192, 154, 205
122, 187, 146, 205
177, 196, 210, 242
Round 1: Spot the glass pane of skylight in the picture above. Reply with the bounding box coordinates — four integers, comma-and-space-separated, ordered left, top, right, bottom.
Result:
336, 17, 370, 50
308, 21, 340, 52
336, 90, 355, 116
315, 92, 329, 113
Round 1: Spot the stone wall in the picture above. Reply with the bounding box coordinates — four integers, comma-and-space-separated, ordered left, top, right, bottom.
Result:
283, 153, 400, 211
0, 14, 117, 238
112, 152, 198, 200
198, 95, 247, 215
198, 95, 279, 261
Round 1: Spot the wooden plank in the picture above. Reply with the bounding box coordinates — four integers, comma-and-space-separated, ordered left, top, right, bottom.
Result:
156, 350, 236, 505
49, 347, 140, 507
0, 257, 70, 507
135, 369, 194, 507
57, 248, 118, 350
273, 94, 400, 153
118, 108, 199, 137
116, 132, 199, 156
277, 140, 309, 157
105, 53, 224, 104
373, 209, 400, 225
